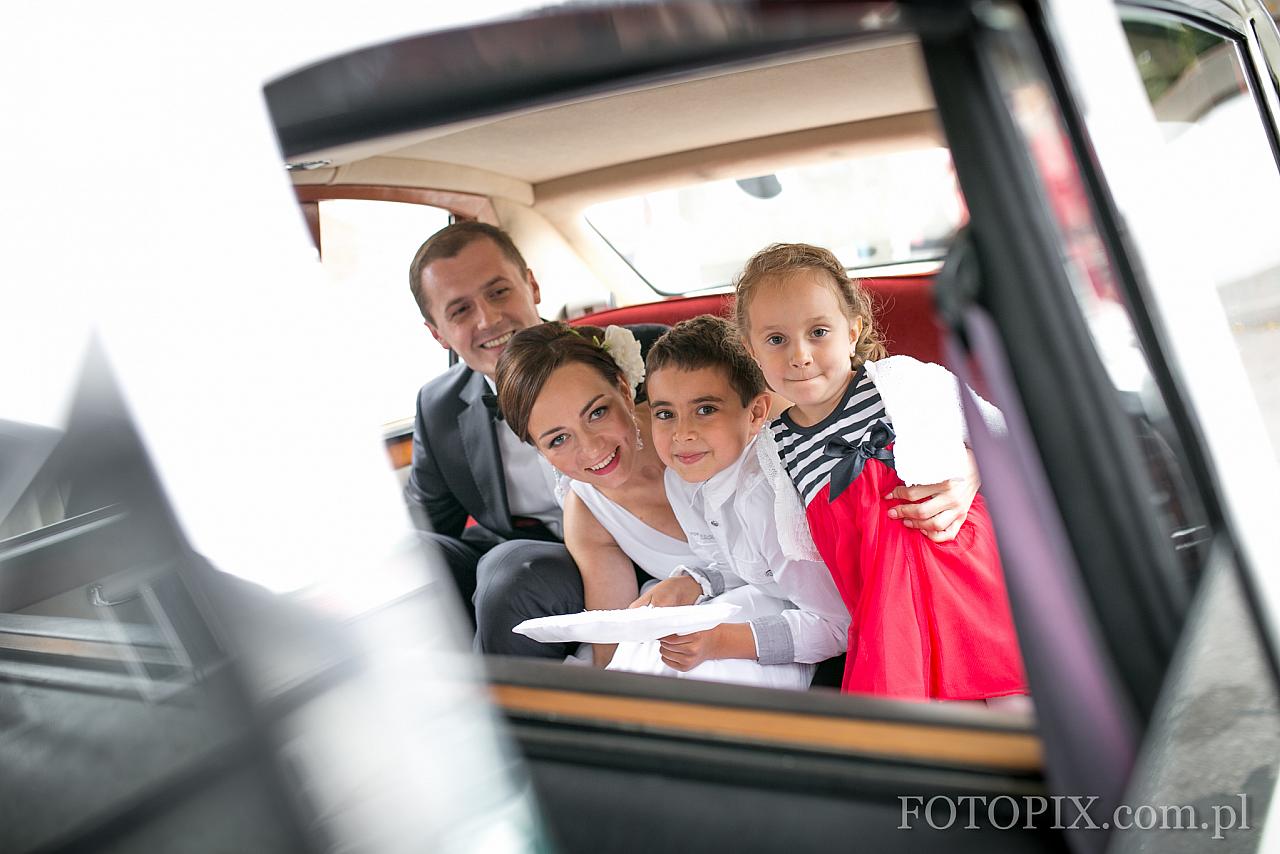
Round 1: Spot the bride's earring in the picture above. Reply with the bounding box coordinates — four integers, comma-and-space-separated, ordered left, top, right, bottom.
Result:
632, 416, 644, 451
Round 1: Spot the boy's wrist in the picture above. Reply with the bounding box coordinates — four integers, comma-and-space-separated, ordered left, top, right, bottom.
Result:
714, 622, 759, 661
673, 565, 720, 598
672, 574, 704, 604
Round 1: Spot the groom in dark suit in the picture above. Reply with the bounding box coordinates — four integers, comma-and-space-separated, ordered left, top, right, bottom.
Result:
405, 222, 587, 658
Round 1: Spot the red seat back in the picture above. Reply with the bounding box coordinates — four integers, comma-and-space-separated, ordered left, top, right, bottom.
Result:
573, 275, 944, 365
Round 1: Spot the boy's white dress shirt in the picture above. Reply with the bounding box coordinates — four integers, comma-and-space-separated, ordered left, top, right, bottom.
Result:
663, 437, 849, 665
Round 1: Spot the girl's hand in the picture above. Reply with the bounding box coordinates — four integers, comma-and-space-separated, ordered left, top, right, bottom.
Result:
659, 623, 756, 671
886, 449, 980, 543
628, 574, 703, 608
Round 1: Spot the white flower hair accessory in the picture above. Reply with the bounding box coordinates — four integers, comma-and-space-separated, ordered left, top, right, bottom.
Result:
600, 325, 646, 395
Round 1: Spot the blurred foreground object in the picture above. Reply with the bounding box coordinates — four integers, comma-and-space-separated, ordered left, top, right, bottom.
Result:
0, 346, 548, 854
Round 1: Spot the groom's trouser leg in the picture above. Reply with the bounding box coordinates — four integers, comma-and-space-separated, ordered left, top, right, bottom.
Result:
474, 540, 583, 658
418, 531, 483, 628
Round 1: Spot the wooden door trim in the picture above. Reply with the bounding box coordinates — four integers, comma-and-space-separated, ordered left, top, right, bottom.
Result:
492, 683, 1042, 772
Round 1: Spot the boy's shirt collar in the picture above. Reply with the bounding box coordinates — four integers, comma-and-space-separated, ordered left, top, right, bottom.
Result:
692, 434, 760, 509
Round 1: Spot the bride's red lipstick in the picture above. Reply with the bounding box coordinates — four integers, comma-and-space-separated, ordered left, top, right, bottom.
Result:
586, 446, 621, 476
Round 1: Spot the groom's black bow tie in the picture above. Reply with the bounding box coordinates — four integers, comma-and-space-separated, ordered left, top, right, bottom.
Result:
823, 420, 895, 501
481, 392, 504, 421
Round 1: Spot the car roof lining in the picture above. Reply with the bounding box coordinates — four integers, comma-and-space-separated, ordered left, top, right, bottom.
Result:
288, 36, 936, 204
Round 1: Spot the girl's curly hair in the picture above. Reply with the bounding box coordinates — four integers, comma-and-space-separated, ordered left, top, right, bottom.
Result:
732, 242, 886, 365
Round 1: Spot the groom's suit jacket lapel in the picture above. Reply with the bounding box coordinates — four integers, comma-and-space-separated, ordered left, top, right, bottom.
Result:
457, 368, 511, 535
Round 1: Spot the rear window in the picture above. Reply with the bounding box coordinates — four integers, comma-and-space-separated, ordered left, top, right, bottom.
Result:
316, 199, 453, 427
585, 147, 964, 295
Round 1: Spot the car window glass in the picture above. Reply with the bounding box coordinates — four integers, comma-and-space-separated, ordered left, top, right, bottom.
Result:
985, 11, 1215, 586
316, 199, 453, 426
1121, 16, 1280, 460
585, 148, 964, 294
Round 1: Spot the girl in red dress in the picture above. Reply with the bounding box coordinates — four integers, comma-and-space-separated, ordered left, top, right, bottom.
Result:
734, 243, 1027, 701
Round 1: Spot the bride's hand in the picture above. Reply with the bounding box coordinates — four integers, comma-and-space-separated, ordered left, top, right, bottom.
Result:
628, 575, 703, 608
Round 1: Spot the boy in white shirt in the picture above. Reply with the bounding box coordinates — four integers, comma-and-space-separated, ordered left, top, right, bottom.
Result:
641, 315, 848, 674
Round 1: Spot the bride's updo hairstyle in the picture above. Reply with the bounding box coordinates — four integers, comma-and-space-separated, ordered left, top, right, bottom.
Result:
496, 322, 619, 444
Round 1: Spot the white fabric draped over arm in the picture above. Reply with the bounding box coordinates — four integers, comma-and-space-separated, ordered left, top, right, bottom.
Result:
865, 355, 1007, 486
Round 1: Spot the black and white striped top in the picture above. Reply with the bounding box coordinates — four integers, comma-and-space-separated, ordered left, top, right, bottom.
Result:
770, 366, 893, 506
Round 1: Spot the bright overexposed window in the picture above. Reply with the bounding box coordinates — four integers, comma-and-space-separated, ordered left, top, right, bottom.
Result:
317, 199, 452, 427
585, 148, 965, 295
1123, 16, 1280, 459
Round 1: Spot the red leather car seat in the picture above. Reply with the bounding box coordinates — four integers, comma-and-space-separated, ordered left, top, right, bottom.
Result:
573, 275, 945, 366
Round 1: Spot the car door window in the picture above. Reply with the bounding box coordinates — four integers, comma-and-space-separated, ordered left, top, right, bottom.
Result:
984, 16, 1214, 593
1120, 14, 1280, 460
315, 199, 453, 427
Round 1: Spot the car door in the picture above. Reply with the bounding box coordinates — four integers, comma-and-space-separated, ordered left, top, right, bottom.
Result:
920, 0, 1280, 850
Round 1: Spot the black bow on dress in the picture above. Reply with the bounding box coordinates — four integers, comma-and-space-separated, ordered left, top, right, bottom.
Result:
823, 420, 895, 501
481, 392, 504, 421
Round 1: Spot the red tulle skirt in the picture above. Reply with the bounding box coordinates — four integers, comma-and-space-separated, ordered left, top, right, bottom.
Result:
806, 454, 1027, 700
